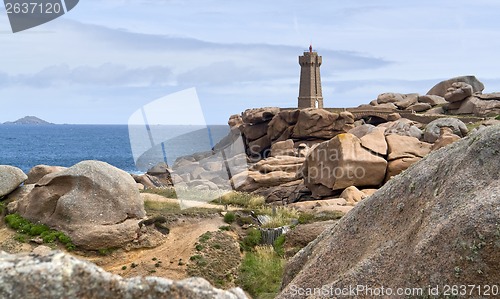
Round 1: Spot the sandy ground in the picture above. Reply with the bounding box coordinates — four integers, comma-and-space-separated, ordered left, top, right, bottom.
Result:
80, 216, 227, 280
0, 193, 235, 281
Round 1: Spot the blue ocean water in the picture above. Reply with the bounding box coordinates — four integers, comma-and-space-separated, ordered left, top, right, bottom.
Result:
0, 124, 229, 174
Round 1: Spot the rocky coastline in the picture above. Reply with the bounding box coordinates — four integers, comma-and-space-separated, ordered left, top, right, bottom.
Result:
0, 75, 499, 298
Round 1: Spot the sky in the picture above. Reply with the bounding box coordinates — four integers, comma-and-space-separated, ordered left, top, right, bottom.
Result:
2, 0, 500, 124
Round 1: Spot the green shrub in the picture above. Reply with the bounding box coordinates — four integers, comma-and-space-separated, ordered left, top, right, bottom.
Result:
240, 228, 262, 252
223, 212, 235, 224
297, 212, 315, 224
238, 246, 285, 299
195, 244, 204, 251
14, 233, 27, 243
496, 115, 500, 120
190, 254, 203, 261
199, 232, 212, 243
29, 224, 50, 236
218, 225, 231, 231
273, 234, 286, 257
41, 231, 59, 243
5, 213, 30, 230
5, 213, 76, 250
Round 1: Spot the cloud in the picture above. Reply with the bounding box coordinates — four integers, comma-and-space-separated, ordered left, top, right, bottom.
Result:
12, 63, 174, 87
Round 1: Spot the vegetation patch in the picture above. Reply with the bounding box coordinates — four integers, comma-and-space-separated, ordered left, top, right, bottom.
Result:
212, 191, 265, 209
257, 206, 300, 228
238, 245, 285, 299
4, 213, 75, 250
187, 231, 241, 289
141, 187, 177, 198
223, 212, 236, 224
240, 228, 262, 252
298, 211, 344, 224
144, 200, 222, 216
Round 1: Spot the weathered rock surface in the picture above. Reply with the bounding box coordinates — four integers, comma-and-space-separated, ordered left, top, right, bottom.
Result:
241, 107, 279, 124
444, 82, 473, 103
0, 165, 27, 197
424, 118, 468, 143
278, 125, 500, 299
0, 251, 247, 299
25, 165, 66, 184
385, 134, 432, 180
426, 75, 484, 97
431, 127, 461, 151
270, 139, 295, 157
10, 160, 146, 250
381, 119, 423, 139
301, 134, 387, 198
406, 102, 432, 112
291, 109, 354, 140
456, 96, 500, 116
339, 186, 366, 205
417, 94, 447, 106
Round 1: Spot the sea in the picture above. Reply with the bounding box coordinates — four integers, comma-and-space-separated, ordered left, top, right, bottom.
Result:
0, 124, 230, 174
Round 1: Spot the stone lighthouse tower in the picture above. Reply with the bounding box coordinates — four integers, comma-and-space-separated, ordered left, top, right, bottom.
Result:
298, 45, 323, 108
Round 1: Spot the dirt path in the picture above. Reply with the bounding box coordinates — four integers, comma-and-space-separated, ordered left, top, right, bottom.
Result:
79, 216, 226, 280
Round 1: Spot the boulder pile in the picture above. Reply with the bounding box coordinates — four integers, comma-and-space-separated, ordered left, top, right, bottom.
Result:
277, 124, 500, 298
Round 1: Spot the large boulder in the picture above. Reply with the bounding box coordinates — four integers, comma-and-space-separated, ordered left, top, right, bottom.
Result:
267, 109, 300, 142
381, 118, 423, 139
241, 107, 279, 124
444, 82, 473, 103
426, 75, 484, 97
0, 165, 27, 197
424, 118, 468, 143
278, 125, 500, 299
25, 165, 66, 185
418, 95, 447, 106
10, 160, 146, 250
300, 134, 387, 198
291, 109, 354, 140
456, 96, 500, 117
385, 134, 432, 179
431, 127, 462, 151
406, 102, 432, 112
0, 250, 247, 299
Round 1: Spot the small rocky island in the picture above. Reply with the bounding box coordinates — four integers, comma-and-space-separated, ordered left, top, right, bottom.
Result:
3, 116, 53, 125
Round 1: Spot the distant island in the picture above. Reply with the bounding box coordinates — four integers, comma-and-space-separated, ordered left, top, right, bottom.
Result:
3, 116, 53, 125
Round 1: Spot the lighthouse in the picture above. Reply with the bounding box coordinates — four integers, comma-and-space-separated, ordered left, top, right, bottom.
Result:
298, 45, 323, 109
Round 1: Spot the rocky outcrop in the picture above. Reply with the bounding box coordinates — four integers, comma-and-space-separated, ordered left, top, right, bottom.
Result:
426, 75, 484, 97
0, 250, 247, 299
455, 95, 500, 116
0, 165, 27, 197
240, 107, 279, 156
444, 82, 473, 103
278, 125, 500, 299
300, 134, 387, 198
385, 134, 432, 179
423, 118, 468, 143
380, 118, 423, 139
25, 165, 66, 184
9, 161, 146, 250
265, 108, 355, 146
431, 127, 461, 151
